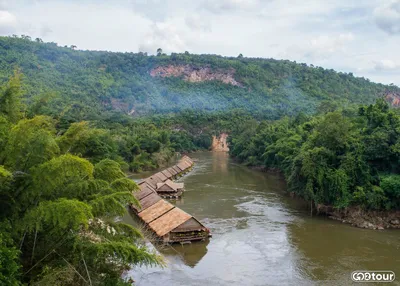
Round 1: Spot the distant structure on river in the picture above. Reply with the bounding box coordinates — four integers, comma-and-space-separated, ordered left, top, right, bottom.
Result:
130, 156, 211, 243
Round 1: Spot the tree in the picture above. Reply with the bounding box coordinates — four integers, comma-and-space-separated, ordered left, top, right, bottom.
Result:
0, 226, 20, 286
0, 70, 24, 123
8, 153, 159, 285
156, 48, 163, 56
4, 116, 59, 172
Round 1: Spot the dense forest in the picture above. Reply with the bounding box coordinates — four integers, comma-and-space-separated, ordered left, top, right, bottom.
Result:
0, 72, 168, 285
0, 36, 399, 120
229, 100, 400, 212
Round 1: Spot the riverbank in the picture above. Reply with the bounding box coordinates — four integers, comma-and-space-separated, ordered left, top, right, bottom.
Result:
245, 163, 400, 230
317, 205, 400, 230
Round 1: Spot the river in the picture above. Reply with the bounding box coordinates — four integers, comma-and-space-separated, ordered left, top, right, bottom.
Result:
124, 151, 400, 286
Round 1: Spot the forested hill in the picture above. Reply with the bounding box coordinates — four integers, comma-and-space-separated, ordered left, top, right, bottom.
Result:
0, 36, 399, 119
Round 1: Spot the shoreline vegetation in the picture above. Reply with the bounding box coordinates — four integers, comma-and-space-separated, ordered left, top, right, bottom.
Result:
228, 100, 400, 230
248, 164, 400, 229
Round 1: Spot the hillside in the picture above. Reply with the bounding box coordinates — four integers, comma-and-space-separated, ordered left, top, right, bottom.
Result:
0, 36, 398, 120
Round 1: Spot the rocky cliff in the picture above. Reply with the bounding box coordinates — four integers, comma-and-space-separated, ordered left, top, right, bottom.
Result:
150, 65, 242, 87
385, 92, 400, 107
211, 133, 229, 152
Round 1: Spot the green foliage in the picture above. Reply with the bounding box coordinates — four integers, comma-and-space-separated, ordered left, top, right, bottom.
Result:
110, 177, 139, 193
94, 159, 125, 183
0, 224, 20, 286
380, 175, 400, 209
0, 69, 24, 123
31, 154, 94, 200
4, 116, 59, 171
0, 73, 161, 285
0, 115, 10, 155
58, 122, 118, 163
229, 100, 400, 211
0, 166, 14, 218
22, 198, 93, 233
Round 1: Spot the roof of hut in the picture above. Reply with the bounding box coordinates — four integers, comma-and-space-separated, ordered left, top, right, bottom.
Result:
161, 169, 173, 179
137, 192, 161, 212
156, 179, 184, 191
171, 217, 205, 232
172, 165, 181, 174
184, 159, 192, 167
167, 167, 178, 176
144, 175, 163, 189
138, 200, 175, 223
177, 161, 191, 171
181, 156, 193, 165
135, 182, 157, 200
176, 162, 186, 171
154, 172, 168, 182
148, 208, 192, 237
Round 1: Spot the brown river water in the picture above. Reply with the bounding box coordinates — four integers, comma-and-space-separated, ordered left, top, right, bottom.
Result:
123, 152, 400, 286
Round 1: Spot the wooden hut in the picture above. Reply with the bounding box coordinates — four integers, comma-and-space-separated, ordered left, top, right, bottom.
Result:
130, 156, 210, 243
154, 172, 168, 182
147, 207, 209, 243
167, 167, 178, 178
161, 169, 173, 180
156, 179, 184, 198
172, 165, 182, 176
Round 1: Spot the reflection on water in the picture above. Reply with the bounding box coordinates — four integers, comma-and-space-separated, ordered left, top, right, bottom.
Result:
124, 152, 400, 286
156, 241, 209, 268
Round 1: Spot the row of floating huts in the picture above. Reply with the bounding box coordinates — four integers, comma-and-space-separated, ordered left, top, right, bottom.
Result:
130, 156, 211, 243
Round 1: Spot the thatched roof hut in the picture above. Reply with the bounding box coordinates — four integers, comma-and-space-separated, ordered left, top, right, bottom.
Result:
172, 165, 181, 175
161, 169, 173, 179
156, 179, 184, 194
130, 156, 209, 243
154, 172, 168, 182
167, 167, 178, 176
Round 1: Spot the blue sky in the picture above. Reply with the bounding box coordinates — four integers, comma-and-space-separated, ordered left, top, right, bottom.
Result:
0, 0, 399, 85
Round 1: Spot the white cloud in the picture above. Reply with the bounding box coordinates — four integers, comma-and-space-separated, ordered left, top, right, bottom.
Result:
374, 0, 400, 34
310, 33, 354, 53
283, 33, 355, 62
0, 10, 17, 34
201, 0, 259, 13
374, 59, 400, 70
139, 20, 187, 54
12, 2, 151, 52
0, 0, 9, 10
185, 15, 211, 32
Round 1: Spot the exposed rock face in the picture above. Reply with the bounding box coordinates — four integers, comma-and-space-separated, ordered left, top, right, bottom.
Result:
211, 133, 229, 152
385, 92, 400, 107
150, 65, 242, 87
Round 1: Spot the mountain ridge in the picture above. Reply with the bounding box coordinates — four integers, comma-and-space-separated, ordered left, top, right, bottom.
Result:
0, 36, 398, 120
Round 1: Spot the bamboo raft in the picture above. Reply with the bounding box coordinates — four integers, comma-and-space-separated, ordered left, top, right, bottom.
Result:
130, 156, 211, 243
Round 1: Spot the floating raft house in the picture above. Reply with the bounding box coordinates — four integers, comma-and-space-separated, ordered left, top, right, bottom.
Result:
131, 156, 210, 243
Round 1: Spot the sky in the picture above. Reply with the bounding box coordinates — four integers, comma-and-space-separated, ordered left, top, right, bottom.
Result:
0, 0, 399, 85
